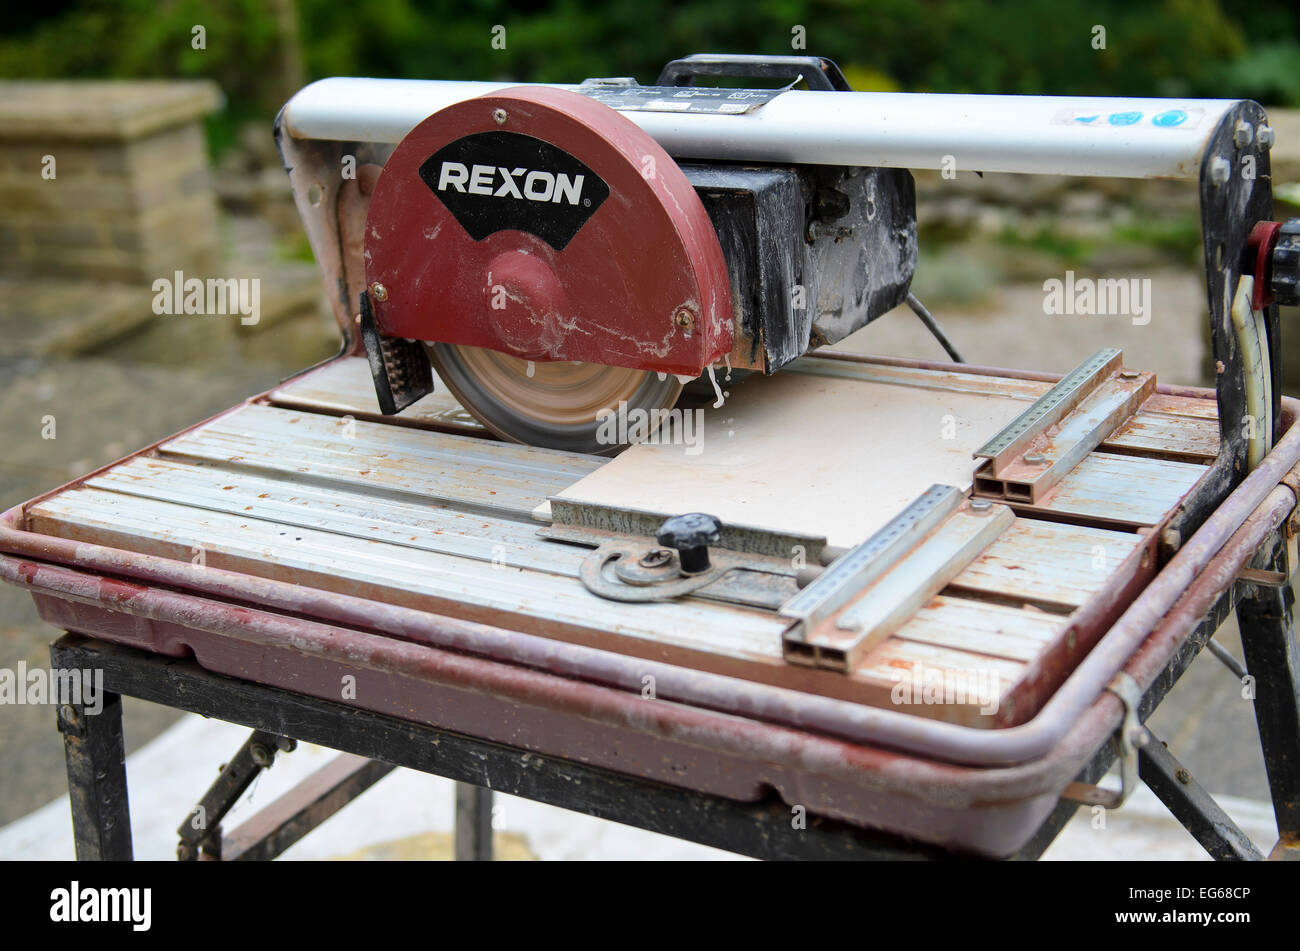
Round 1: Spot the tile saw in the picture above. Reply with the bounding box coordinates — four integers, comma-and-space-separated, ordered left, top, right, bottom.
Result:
348, 57, 917, 453
3, 53, 1300, 856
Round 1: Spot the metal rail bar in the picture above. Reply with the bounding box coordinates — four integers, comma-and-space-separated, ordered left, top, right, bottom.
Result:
811, 503, 1014, 670
974, 349, 1121, 474
781, 484, 963, 627
1206, 637, 1249, 680
279, 78, 1241, 180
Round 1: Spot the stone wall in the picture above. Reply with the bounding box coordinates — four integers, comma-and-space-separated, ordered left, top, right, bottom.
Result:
0, 81, 223, 283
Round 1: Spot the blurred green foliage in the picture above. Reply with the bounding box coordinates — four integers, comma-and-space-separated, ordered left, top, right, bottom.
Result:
1, 1, 281, 101
2, 0, 1298, 150
996, 214, 1204, 264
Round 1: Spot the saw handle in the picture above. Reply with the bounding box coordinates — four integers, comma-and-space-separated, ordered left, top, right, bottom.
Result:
655, 54, 850, 92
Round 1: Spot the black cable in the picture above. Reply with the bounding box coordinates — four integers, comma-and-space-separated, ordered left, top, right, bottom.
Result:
905, 292, 965, 363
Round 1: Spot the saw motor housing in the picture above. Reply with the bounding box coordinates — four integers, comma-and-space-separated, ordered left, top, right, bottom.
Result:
357, 58, 918, 434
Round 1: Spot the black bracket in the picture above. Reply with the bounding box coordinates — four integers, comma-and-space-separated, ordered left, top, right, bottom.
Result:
359, 288, 435, 415
1166, 101, 1279, 552
656, 53, 850, 92
176, 729, 296, 861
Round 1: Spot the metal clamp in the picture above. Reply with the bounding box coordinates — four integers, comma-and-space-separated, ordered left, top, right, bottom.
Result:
1062, 672, 1148, 808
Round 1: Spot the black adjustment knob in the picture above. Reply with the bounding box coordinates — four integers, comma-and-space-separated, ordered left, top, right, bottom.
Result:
1272, 219, 1300, 306
656, 513, 722, 575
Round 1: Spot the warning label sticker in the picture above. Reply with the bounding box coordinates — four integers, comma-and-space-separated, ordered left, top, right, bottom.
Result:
578, 83, 784, 115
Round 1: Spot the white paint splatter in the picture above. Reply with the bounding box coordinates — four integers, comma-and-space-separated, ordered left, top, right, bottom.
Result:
706, 365, 725, 408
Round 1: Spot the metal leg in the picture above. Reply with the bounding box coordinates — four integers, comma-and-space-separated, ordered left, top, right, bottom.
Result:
57, 690, 133, 861
1138, 735, 1264, 860
1236, 543, 1300, 856
454, 782, 493, 861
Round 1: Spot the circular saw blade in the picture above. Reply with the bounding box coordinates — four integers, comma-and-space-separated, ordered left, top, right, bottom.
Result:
429, 343, 684, 454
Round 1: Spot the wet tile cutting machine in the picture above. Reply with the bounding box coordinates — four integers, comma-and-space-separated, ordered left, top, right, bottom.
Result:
6, 55, 1300, 859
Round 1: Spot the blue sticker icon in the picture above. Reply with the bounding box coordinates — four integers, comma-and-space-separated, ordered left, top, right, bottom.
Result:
1152, 109, 1188, 127
1074, 114, 1099, 124
1108, 112, 1142, 126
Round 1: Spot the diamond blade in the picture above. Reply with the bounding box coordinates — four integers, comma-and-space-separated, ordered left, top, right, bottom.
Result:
429, 343, 685, 454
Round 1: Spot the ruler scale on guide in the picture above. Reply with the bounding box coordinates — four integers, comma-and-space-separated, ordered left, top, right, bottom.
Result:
782, 488, 1016, 672
974, 348, 1122, 475
971, 348, 1157, 504
781, 485, 964, 632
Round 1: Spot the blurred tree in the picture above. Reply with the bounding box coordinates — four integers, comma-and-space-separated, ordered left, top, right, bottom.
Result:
1, 0, 1298, 154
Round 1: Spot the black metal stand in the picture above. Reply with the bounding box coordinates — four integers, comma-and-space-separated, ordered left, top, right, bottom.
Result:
56, 691, 132, 861
48, 558, 1300, 860
454, 783, 494, 862
48, 636, 953, 861
1236, 535, 1300, 859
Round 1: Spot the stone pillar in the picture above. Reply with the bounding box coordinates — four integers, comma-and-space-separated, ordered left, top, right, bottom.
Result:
0, 80, 223, 283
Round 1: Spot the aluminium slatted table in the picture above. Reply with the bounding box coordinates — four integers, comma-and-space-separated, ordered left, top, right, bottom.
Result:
5, 354, 1299, 860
